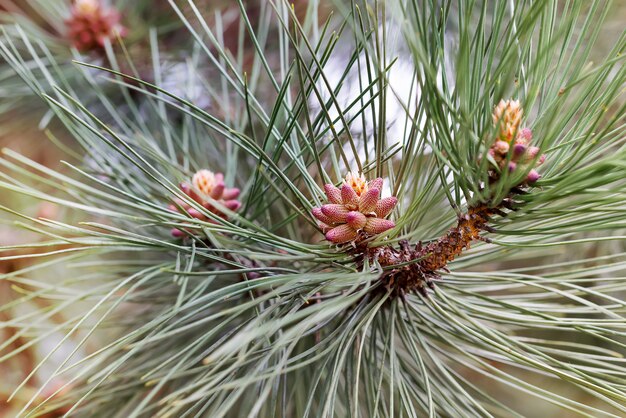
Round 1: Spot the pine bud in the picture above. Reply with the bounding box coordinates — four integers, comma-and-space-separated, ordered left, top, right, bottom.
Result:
75, 0, 99, 15
513, 143, 527, 157
527, 146, 540, 158
518, 127, 533, 142
494, 140, 510, 154
66, 0, 127, 51
493, 99, 522, 142
487, 100, 545, 186
527, 170, 541, 183
313, 172, 397, 244
344, 172, 369, 196
170, 169, 242, 237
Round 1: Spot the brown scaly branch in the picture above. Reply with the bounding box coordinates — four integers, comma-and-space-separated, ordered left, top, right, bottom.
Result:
367, 192, 522, 298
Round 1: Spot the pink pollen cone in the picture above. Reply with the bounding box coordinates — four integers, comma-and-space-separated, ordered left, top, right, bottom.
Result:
518, 128, 533, 142
527, 170, 541, 183
326, 224, 358, 243
312, 207, 336, 226
494, 140, 509, 154
321, 204, 350, 223
363, 218, 395, 235
224, 200, 241, 211
179, 182, 191, 194
186, 186, 202, 203
187, 208, 205, 219
346, 211, 367, 229
527, 146, 540, 158
317, 222, 332, 233
513, 143, 526, 157
375, 197, 398, 218
172, 198, 189, 209
369, 177, 384, 191
358, 188, 380, 214
221, 188, 240, 200
341, 183, 359, 207
210, 182, 225, 199
324, 184, 342, 204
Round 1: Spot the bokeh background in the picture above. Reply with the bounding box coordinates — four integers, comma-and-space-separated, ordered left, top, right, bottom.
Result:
1, 1, 624, 416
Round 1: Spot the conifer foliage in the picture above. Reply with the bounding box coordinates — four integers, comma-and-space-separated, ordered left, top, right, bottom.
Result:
0, 0, 625, 417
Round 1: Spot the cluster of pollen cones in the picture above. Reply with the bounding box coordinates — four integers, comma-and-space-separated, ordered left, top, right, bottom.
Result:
312, 173, 397, 244
66, 0, 127, 50
489, 99, 545, 184
169, 169, 241, 238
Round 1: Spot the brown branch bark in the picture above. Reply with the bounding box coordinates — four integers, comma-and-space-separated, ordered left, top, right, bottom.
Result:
367, 197, 517, 297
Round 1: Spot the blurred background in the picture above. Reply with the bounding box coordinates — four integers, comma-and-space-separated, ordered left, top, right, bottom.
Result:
0, 1, 624, 416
